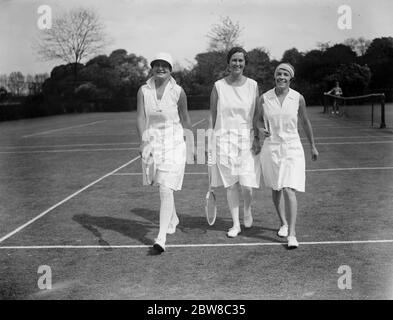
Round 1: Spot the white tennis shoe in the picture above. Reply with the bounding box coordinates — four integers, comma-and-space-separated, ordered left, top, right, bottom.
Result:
227, 226, 241, 238
277, 225, 288, 237
287, 236, 299, 249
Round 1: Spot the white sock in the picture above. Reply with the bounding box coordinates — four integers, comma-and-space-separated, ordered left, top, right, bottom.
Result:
157, 184, 174, 242
241, 186, 252, 218
170, 204, 179, 225
227, 184, 240, 228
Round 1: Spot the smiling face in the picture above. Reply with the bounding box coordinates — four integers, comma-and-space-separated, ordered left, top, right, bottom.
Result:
275, 68, 292, 89
152, 60, 171, 80
228, 52, 246, 76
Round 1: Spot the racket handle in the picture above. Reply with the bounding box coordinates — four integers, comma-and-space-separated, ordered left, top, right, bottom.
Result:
207, 165, 212, 192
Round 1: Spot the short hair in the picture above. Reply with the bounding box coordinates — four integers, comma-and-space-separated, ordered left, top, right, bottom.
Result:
227, 47, 248, 65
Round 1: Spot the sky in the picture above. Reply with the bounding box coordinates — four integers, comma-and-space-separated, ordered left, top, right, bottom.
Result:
0, 0, 392, 75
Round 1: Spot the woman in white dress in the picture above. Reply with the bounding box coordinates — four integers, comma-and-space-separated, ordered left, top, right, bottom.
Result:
136, 52, 193, 253
209, 47, 261, 238
253, 63, 319, 248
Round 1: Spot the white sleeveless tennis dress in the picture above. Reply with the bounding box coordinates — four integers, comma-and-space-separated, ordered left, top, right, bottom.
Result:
260, 88, 305, 192
211, 77, 260, 188
140, 77, 186, 190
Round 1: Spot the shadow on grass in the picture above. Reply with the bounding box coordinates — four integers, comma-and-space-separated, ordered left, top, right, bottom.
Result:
73, 212, 155, 248
132, 207, 284, 244
72, 208, 285, 252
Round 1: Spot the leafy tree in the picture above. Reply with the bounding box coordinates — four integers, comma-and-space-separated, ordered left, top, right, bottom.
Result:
344, 37, 371, 56
363, 37, 393, 98
324, 63, 371, 96
323, 44, 357, 66
245, 47, 274, 91
281, 48, 304, 68
316, 41, 331, 51
191, 51, 227, 94
297, 49, 324, 83
75, 82, 98, 101
109, 50, 149, 96
42, 49, 149, 112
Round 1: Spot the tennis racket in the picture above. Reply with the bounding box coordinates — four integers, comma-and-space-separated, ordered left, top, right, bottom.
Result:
205, 164, 217, 226
141, 143, 156, 185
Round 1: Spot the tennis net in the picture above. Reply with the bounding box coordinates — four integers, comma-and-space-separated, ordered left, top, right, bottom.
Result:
323, 93, 387, 128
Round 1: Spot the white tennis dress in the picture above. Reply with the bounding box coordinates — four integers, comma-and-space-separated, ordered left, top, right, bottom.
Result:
261, 88, 305, 192
140, 77, 186, 190
211, 77, 260, 188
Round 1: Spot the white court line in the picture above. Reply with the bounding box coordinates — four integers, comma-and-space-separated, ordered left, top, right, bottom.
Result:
305, 126, 386, 130
1, 140, 391, 153
0, 118, 206, 244
1, 239, 393, 250
302, 135, 393, 140
112, 172, 208, 176
315, 141, 393, 145
22, 121, 107, 138
0, 156, 140, 244
36, 131, 138, 137
307, 167, 393, 172
0, 142, 139, 149
0, 147, 139, 154
113, 167, 393, 176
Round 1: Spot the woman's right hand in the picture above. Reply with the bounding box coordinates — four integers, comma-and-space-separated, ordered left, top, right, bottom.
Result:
139, 141, 149, 157
311, 145, 319, 161
261, 127, 271, 138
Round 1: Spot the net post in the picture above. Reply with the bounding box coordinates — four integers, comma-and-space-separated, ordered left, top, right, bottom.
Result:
380, 94, 386, 129
323, 93, 328, 113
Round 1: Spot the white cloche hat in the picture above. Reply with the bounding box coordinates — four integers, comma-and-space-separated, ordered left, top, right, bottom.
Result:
150, 52, 173, 70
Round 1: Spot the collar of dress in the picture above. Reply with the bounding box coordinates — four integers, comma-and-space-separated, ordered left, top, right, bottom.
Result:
267, 88, 296, 101
146, 76, 177, 90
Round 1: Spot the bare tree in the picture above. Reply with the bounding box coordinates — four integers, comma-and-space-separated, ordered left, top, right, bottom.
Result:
34, 73, 49, 84
36, 7, 109, 79
0, 74, 8, 89
8, 72, 25, 96
316, 41, 331, 52
26, 74, 48, 95
207, 16, 243, 52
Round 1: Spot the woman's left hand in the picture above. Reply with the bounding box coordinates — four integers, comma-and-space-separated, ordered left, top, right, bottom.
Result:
311, 145, 319, 161
186, 143, 197, 164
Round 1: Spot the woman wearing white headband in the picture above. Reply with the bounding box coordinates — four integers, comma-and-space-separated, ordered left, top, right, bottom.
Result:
209, 47, 261, 238
253, 63, 319, 248
136, 52, 194, 253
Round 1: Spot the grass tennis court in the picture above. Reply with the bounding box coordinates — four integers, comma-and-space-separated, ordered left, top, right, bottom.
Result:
0, 105, 393, 299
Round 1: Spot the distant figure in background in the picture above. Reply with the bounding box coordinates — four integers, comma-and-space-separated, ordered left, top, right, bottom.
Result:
326, 81, 343, 114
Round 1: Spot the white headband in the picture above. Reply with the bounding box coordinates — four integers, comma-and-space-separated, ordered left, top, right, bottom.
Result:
275, 63, 295, 78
